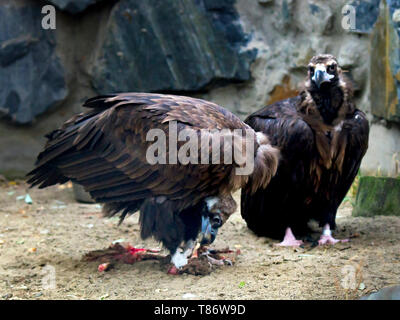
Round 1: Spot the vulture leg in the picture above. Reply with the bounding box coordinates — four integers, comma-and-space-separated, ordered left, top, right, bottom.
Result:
167, 243, 194, 275
169, 242, 199, 271
274, 227, 304, 247
171, 249, 188, 268
183, 239, 196, 258
318, 224, 349, 246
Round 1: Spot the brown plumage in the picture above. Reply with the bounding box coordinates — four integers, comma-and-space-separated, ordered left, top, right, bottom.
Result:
27, 92, 279, 268
241, 54, 369, 245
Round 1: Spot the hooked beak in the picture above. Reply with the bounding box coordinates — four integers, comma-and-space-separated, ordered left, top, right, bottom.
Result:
312, 66, 334, 89
200, 215, 222, 246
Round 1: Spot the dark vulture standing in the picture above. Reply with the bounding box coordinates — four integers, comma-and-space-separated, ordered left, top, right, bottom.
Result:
27, 93, 279, 269
241, 54, 369, 246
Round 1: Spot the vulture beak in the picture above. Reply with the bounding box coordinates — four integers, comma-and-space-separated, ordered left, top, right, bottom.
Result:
312, 65, 334, 89
200, 214, 222, 245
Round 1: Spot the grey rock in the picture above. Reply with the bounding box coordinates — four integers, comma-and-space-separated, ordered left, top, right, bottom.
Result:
91, 0, 255, 94
361, 122, 400, 176
0, 1, 68, 124
294, 1, 334, 35
349, 0, 381, 33
0, 35, 39, 67
47, 0, 106, 14
392, 8, 400, 22
361, 285, 400, 300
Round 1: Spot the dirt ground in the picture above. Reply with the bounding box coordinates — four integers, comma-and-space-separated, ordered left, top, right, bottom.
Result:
0, 181, 399, 300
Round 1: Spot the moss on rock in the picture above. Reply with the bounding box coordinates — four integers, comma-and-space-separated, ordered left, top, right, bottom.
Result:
353, 176, 400, 217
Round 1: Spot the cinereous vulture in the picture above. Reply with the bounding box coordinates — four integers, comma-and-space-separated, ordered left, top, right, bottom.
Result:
28, 93, 279, 269
241, 54, 369, 246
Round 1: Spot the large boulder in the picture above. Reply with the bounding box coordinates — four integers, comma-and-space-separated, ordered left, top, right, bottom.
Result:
90, 0, 255, 93
0, 1, 68, 124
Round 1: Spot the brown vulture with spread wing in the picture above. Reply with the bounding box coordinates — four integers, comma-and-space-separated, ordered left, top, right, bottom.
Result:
27, 93, 279, 269
241, 54, 369, 246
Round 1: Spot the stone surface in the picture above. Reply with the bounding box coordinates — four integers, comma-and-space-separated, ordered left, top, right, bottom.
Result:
0, 1, 68, 124
294, 1, 334, 35
200, 0, 372, 118
350, 0, 381, 33
361, 122, 400, 176
370, 0, 400, 123
353, 176, 400, 217
48, 0, 105, 14
360, 285, 400, 300
90, 0, 255, 93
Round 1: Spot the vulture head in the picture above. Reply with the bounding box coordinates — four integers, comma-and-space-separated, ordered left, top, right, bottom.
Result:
307, 54, 341, 90
302, 54, 353, 125
201, 195, 237, 245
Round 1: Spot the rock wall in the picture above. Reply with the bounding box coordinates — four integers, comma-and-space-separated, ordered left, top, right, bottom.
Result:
90, 0, 256, 93
0, 0, 68, 124
0, 0, 399, 178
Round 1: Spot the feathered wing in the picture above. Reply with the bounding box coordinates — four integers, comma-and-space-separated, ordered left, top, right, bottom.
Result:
27, 93, 278, 223
241, 98, 316, 238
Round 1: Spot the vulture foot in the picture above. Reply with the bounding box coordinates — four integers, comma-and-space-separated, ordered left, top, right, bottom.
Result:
318, 235, 349, 246
318, 224, 349, 246
274, 227, 304, 247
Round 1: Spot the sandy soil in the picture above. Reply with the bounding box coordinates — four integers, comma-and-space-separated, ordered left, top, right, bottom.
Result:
0, 181, 399, 300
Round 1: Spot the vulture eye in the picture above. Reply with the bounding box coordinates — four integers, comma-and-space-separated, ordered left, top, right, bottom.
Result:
211, 215, 222, 228
327, 64, 336, 74
308, 67, 315, 76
